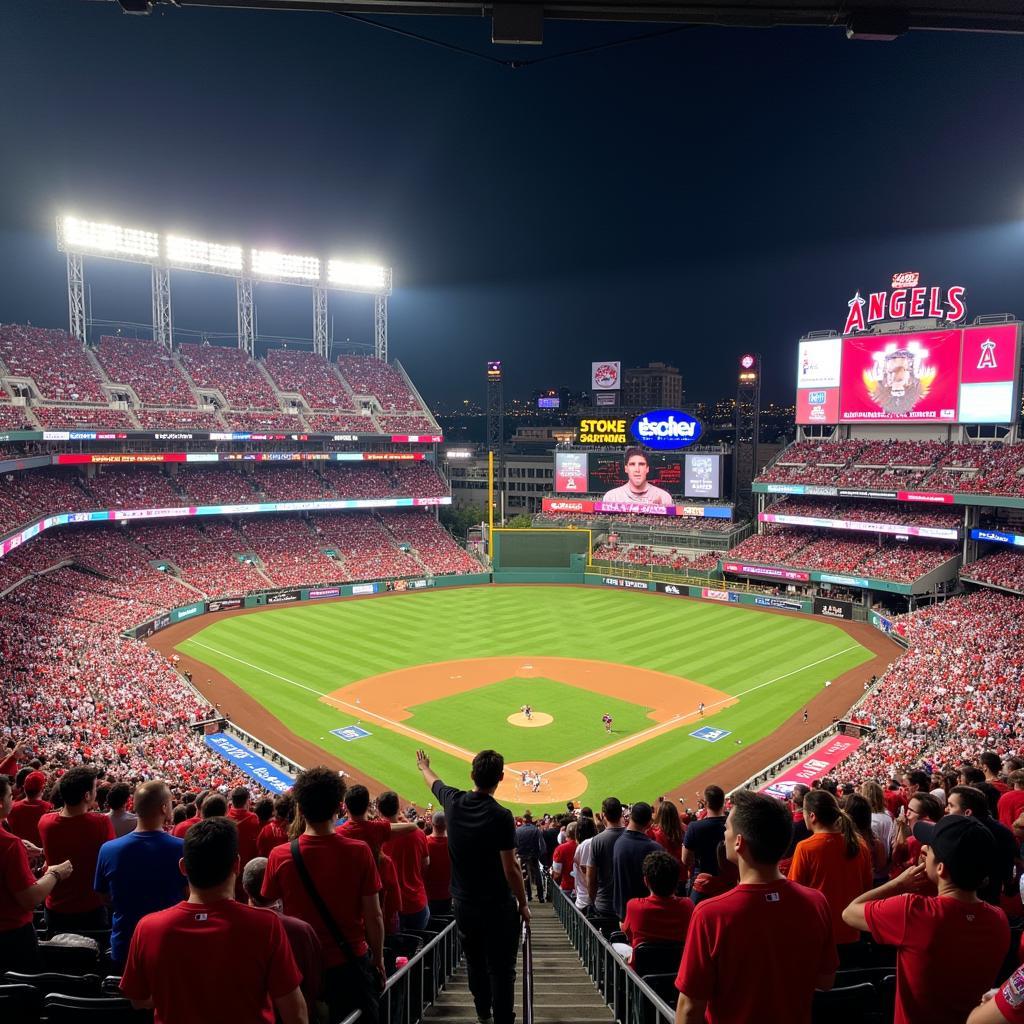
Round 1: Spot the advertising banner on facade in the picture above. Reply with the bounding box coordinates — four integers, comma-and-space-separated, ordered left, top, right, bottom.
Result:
204, 734, 295, 794
762, 735, 863, 798
813, 596, 854, 620
554, 452, 589, 494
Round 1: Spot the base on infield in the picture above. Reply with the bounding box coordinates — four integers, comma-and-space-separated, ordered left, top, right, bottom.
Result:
498, 761, 586, 805
507, 712, 553, 728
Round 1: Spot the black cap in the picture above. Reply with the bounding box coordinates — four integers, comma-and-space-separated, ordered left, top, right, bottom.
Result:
912, 815, 995, 890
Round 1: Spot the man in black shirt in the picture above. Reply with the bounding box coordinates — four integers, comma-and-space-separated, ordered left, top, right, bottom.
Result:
417, 748, 528, 1024
587, 796, 625, 917
515, 811, 543, 903
611, 802, 661, 919
683, 785, 727, 886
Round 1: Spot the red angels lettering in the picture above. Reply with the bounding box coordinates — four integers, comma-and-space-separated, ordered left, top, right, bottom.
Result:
843, 291, 866, 334
946, 285, 966, 321
908, 287, 926, 317
928, 286, 944, 317
867, 292, 887, 322
889, 289, 907, 319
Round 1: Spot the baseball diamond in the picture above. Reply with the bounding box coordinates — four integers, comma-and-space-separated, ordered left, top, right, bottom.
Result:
159, 584, 894, 812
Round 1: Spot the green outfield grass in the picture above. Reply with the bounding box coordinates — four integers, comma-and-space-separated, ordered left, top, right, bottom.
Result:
176, 586, 876, 811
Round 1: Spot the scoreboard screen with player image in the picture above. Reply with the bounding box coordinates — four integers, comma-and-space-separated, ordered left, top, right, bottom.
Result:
588, 450, 683, 504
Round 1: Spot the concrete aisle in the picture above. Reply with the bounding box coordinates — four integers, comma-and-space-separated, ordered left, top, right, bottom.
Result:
424, 902, 613, 1024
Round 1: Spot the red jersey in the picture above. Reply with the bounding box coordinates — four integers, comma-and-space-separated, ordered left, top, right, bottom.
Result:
257, 819, 290, 858
172, 816, 200, 839
227, 807, 261, 869
37, 811, 115, 913
379, 852, 401, 933
423, 835, 451, 901
552, 839, 577, 891
0, 825, 36, 930
675, 880, 837, 1024
262, 833, 381, 967
865, 893, 1010, 1024
120, 899, 301, 1024
6, 798, 53, 847
998, 789, 1024, 829
789, 831, 872, 945
995, 965, 1024, 1023
622, 894, 693, 948
383, 826, 429, 914
339, 817, 392, 856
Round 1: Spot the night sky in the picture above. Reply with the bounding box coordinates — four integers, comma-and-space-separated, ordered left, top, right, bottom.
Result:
1, 1, 1023, 406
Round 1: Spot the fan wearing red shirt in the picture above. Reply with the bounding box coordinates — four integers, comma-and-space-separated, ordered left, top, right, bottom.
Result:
227, 787, 261, 868
0, 739, 29, 780
997, 772, 1024, 829
337, 784, 417, 856
843, 815, 1010, 1024
121, 817, 306, 1024
258, 794, 295, 857
982, 753, 1010, 795
551, 822, 578, 892
969, 963, 1024, 1023
6, 771, 53, 847
379, 790, 431, 930
675, 790, 837, 1024
890, 792, 943, 883
0, 777, 73, 972
37, 766, 115, 934
262, 767, 384, 1024
621, 850, 693, 952
424, 811, 453, 915
171, 793, 204, 839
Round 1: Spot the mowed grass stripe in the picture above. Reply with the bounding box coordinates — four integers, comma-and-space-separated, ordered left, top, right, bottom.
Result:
178, 587, 878, 809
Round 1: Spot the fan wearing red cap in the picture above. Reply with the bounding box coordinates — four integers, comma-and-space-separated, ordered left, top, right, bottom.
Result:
842, 815, 1010, 1024
6, 772, 52, 848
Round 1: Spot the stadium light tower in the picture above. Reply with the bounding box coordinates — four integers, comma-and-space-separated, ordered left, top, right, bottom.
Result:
56, 214, 393, 358
734, 353, 761, 517
486, 360, 505, 522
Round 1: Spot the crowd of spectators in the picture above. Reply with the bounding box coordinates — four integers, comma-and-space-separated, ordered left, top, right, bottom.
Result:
134, 407, 224, 429
96, 336, 196, 408
264, 348, 355, 410
222, 411, 303, 431
764, 497, 962, 530
591, 543, 721, 573
178, 342, 280, 410
336, 355, 424, 412
961, 550, 1024, 594
0, 325, 106, 403
304, 411, 379, 433
238, 516, 337, 588
0, 400, 33, 429
175, 466, 259, 505
378, 510, 481, 575
757, 438, 1024, 497
376, 414, 439, 434
841, 589, 1024, 781
724, 527, 959, 583
313, 512, 423, 580
536, 510, 736, 533
32, 406, 135, 429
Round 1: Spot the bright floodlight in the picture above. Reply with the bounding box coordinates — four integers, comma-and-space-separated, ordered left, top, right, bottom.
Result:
62, 216, 160, 260
166, 235, 243, 272
251, 248, 321, 281
328, 259, 388, 291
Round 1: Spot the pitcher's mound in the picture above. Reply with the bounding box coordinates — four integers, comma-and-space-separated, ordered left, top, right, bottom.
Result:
507, 712, 553, 728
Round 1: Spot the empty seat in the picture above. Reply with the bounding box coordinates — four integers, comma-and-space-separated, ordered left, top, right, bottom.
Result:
812, 982, 878, 1024
631, 942, 684, 978
3, 972, 101, 998
42, 993, 150, 1022
0, 984, 41, 1023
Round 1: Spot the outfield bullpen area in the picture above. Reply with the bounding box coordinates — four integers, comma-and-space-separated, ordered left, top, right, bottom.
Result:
153, 585, 898, 812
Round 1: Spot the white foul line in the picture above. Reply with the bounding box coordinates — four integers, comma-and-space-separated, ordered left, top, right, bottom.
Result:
182, 638, 478, 764
545, 643, 865, 777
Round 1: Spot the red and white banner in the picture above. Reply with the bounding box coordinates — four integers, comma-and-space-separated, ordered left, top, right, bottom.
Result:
761, 735, 863, 799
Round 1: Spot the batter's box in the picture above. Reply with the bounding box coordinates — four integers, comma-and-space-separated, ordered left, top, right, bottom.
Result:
690, 726, 731, 743
331, 726, 371, 742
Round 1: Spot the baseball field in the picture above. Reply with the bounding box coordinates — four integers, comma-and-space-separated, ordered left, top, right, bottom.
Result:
167, 585, 891, 812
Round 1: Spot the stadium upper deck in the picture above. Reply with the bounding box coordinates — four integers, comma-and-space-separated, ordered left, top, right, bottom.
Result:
0, 324, 439, 436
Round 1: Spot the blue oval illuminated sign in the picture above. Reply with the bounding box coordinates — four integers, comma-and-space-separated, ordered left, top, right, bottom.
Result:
629, 409, 703, 450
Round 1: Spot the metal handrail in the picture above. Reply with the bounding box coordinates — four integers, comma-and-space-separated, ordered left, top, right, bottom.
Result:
551, 887, 675, 1024
380, 919, 461, 1024
521, 923, 534, 1024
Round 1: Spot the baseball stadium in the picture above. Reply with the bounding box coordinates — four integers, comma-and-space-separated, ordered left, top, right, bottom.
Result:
3, 3, 1024, 1024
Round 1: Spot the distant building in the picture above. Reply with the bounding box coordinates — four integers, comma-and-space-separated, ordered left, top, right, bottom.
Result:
622, 362, 684, 408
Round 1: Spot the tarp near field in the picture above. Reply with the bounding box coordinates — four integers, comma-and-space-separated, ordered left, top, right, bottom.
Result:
761, 735, 862, 799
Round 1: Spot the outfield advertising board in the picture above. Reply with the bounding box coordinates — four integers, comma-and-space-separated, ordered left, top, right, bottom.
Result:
204, 733, 295, 793
722, 562, 811, 582
813, 596, 854, 620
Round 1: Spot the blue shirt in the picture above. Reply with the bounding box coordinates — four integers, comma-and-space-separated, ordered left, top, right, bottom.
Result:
94, 830, 185, 964
611, 829, 662, 920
